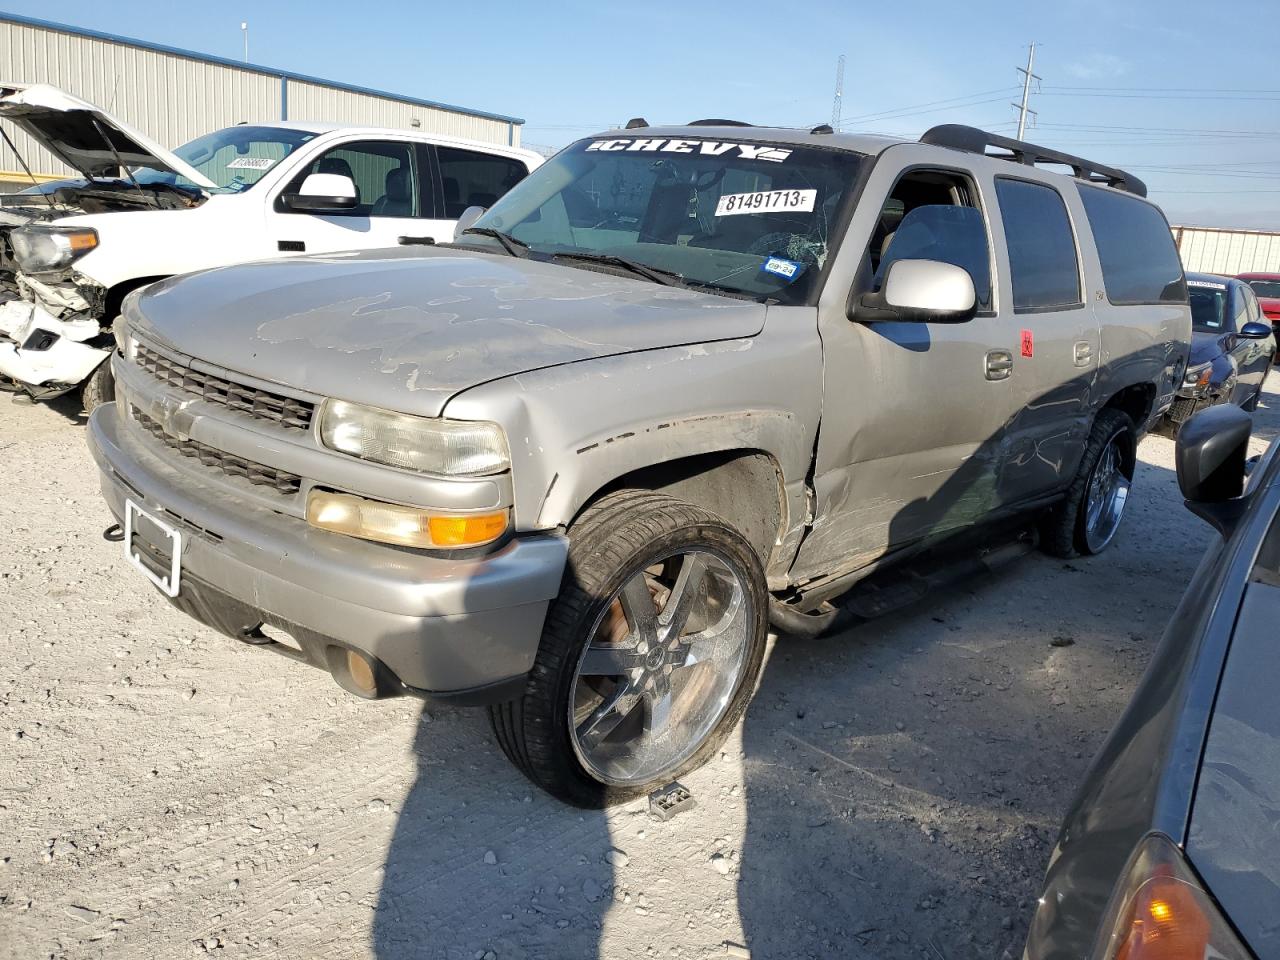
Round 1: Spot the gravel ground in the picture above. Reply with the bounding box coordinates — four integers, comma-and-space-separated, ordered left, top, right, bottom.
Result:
2, 373, 1278, 960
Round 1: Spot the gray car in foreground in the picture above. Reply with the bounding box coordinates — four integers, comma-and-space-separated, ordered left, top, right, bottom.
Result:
88, 121, 1190, 805
1025, 403, 1279, 959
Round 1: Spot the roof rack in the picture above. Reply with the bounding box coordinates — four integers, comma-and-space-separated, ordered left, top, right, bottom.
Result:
919, 124, 1147, 197
688, 118, 753, 127
624, 117, 648, 129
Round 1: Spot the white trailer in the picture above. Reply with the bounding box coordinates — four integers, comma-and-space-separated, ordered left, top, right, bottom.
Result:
1173, 225, 1280, 275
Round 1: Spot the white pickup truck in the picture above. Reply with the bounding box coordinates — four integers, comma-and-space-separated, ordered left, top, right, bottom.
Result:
0, 83, 541, 409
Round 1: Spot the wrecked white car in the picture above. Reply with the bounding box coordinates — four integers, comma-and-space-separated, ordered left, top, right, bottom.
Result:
0, 83, 541, 409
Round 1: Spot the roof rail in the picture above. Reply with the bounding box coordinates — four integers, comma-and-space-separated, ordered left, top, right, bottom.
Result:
919, 124, 1147, 197
688, 118, 753, 127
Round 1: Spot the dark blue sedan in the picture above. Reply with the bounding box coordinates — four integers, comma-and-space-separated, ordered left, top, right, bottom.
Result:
1165, 273, 1275, 432
1025, 404, 1280, 960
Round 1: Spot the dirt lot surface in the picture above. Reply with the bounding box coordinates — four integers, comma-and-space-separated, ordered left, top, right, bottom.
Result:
3, 375, 1278, 960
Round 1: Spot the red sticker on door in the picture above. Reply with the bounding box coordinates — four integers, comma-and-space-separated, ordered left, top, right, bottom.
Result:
1021, 329, 1034, 358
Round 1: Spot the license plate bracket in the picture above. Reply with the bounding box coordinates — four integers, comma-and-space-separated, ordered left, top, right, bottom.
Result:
123, 498, 183, 598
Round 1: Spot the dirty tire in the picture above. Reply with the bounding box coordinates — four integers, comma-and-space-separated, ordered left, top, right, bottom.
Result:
1040, 408, 1135, 558
79, 360, 114, 414
489, 490, 769, 808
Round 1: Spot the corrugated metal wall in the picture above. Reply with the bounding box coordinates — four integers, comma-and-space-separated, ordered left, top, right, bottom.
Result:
286, 80, 518, 147
0, 16, 518, 182
1174, 226, 1280, 275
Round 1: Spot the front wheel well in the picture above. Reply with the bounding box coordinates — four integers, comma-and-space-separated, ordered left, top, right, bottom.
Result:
104, 275, 169, 322
578, 450, 785, 569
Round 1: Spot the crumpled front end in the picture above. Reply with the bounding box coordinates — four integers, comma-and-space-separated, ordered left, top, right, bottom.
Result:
0, 264, 109, 398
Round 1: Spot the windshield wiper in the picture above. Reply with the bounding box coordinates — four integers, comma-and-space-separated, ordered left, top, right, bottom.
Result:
459, 227, 529, 258
550, 251, 680, 287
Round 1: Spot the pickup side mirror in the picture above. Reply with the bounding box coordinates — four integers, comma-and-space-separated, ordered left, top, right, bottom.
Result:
452, 205, 487, 241
855, 259, 977, 323
1177, 404, 1253, 536
284, 173, 359, 212
1240, 320, 1272, 340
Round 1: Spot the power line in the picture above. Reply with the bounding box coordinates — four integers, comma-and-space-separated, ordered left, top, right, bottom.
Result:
838, 87, 1017, 125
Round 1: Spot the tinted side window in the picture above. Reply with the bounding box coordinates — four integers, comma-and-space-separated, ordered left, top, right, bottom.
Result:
437, 147, 529, 219
283, 140, 419, 218
1078, 185, 1186, 304
995, 178, 1081, 311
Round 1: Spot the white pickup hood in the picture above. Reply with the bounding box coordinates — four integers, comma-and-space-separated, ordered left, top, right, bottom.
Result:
0, 82, 216, 189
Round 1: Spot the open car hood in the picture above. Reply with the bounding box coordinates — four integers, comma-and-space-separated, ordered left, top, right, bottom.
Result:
0, 82, 216, 190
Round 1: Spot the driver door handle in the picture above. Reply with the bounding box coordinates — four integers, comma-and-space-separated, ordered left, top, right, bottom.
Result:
985, 349, 1014, 381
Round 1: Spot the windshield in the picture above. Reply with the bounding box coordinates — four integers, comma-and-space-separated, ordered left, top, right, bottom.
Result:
132, 126, 318, 194
463, 136, 865, 304
1245, 279, 1280, 299
1188, 282, 1227, 332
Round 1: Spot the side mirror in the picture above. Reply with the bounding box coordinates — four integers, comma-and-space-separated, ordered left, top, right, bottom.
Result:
1176, 404, 1253, 536
1240, 320, 1272, 340
284, 173, 359, 212
856, 259, 977, 323
453, 205, 487, 240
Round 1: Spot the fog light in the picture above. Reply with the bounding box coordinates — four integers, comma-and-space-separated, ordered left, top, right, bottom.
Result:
305, 489, 508, 549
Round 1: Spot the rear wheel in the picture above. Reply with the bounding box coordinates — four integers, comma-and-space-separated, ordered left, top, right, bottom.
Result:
1041, 409, 1135, 558
490, 490, 768, 807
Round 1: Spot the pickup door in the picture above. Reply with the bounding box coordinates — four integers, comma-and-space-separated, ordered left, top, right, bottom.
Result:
265, 140, 530, 255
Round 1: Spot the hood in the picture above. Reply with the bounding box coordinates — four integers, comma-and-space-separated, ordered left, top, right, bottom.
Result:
1189, 329, 1225, 366
0, 83, 216, 189
128, 247, 766, 417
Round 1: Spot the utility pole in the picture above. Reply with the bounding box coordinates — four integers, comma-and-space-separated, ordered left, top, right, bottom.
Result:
241, 21, 249, 63
1012, 42, 1040, 139
831, 54, 845, 128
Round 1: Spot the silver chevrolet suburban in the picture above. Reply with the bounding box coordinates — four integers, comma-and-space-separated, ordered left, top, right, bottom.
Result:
88, 122, 1191, 806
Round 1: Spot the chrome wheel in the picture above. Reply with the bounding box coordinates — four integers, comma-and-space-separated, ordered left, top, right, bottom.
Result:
1083, 431, 1130, 552
568, 548, 752, 787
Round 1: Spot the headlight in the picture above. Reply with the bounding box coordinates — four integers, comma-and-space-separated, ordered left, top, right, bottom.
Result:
1091, 833, 1250, 960
1183, 363, 1212, 392
319, 399, 510, 476
9, 225, 98, 274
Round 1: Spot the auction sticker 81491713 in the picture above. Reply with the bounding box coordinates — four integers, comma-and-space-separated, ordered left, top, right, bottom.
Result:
715, 189, 816, 217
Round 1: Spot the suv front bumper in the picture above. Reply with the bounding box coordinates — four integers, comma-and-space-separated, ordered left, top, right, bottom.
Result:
88, 403, 567, 703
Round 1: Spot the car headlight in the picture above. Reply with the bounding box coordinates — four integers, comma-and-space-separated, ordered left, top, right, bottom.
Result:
1091, 833, 1251, 960
1183, 363, 1212, 392
318, 399, 510, 476
306, 490, 508, 549
9, 225, 98, 275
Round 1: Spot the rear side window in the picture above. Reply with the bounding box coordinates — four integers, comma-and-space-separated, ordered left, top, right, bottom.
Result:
994, 178, 1081, 311
437, 147, 530, 219
1078, 185, 1186, 304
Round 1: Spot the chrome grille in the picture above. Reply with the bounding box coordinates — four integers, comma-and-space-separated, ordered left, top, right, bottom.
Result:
132, 406, 302, 496
134, 344, 315, 431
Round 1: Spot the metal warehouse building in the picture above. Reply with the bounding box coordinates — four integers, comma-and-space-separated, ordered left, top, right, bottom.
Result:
1173, 225, 1280, 275
0, 12, 523, 186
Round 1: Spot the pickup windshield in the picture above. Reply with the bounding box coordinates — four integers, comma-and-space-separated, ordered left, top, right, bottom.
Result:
464, 136, 865, 304
132, 126, 319, 194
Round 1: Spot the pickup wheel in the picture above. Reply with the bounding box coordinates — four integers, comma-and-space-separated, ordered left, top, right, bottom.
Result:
79, 359, 114, 414
490, 490, 768, 808
1040, 408, 1135, 558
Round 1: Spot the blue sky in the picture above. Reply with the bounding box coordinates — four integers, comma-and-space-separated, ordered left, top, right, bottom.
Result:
5, 0, 1278, 227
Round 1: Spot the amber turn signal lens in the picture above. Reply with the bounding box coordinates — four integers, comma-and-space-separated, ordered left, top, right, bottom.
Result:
427, 512, 510, 547
67, 231, 98, 253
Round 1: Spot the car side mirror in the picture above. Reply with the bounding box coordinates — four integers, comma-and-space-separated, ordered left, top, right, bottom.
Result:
1176, 404, 1253, 536
284, 173, 359, 212
453, 205, 487, 240
1240, 320, 1272, 340
855, 259, 977, 323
